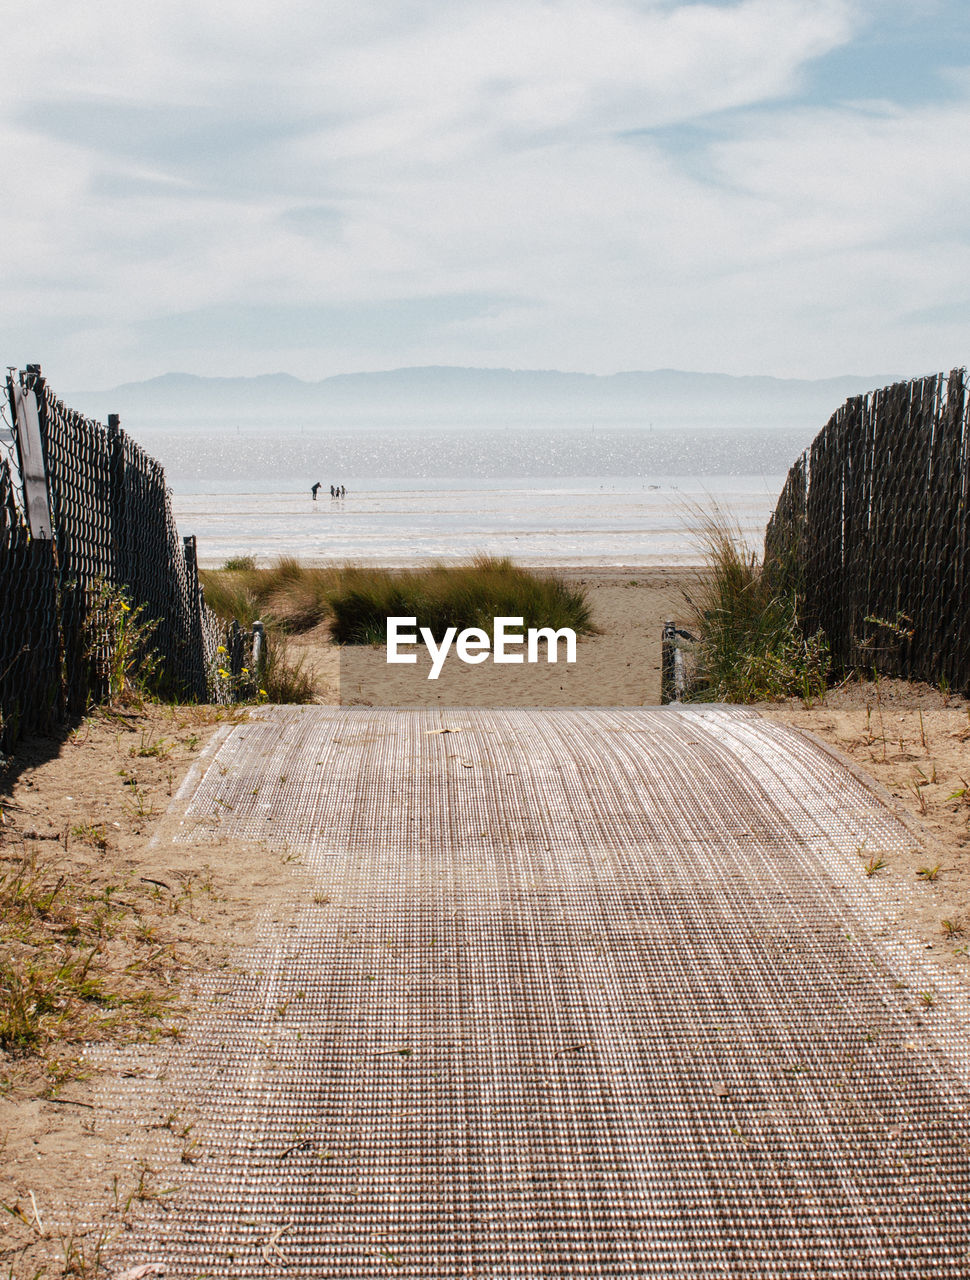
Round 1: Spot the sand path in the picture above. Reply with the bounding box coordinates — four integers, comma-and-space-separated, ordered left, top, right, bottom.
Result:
108, 704, 970, 1277
288, 568, 697, 706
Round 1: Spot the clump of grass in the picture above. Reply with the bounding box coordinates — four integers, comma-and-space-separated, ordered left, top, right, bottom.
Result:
259, 636, 316, 704
222, 555, 257, 571
328, 556, 594, 645
70, 821, 108, 850
200, 558, 594, 702
83, 579, 163, 706
201, 555, 594, 644
683, 505, 829, 704
201, 559, 329, 703
0, 849, 178, 1064
201, 557, 332, 632
199, 568, 264, 630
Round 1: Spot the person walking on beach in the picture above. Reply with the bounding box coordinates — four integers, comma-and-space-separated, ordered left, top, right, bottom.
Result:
312, 481, 322, 500
330, 484, 336, 498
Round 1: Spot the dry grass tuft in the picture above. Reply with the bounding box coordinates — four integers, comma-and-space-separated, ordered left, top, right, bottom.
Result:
682, 502, 829, 704
0, 843, 188, 1081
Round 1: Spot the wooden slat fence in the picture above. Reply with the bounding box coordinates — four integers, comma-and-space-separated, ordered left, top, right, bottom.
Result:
764, 368, 969, 688
0, 366, 259, 756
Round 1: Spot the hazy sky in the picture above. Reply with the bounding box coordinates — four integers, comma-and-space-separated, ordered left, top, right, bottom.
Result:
2, 0, 968, 388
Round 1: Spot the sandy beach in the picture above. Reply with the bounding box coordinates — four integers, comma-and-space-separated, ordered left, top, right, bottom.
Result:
288, 566, 703, 707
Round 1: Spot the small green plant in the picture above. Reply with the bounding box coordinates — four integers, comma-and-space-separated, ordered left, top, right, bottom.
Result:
70, 822, 108, 850
222, 555, 258, 571
116, 1160, 177, 1214
917, 864, 942, 881
909, 779, 928, 815
130, 727, 172, 759
862, 612, 914, 642
123, 782, 156, 820
863, 855, 886, 877
941, 918, 964, 938
61, 1225, 113, 1278
83, 580, 162, 705
856, 612, 915, 682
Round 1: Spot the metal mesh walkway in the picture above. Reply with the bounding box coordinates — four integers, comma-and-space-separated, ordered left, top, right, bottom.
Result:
115, 706, 970, 1277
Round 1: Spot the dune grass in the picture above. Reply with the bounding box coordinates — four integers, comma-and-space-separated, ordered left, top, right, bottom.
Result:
200, 557, 331, 633
200, 556, 596, 646
683, 505, 829, 704
259, 634, 317, 703
328, 557, 595, 644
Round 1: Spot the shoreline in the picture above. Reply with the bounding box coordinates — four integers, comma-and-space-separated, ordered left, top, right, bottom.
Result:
172, 472, 779, 571
196, 557, 714, 571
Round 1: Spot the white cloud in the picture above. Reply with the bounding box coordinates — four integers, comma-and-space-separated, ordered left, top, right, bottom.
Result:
3, 0, 969, 385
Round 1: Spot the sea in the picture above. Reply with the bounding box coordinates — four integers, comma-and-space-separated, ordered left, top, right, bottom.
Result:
137, 425, 811, 569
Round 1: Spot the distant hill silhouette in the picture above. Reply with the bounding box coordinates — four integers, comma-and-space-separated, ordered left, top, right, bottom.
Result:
69, 365, 899, 431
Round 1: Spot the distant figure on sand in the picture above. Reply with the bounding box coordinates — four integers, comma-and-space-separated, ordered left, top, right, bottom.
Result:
311, 481, 322, 500
330, 485, 336, 498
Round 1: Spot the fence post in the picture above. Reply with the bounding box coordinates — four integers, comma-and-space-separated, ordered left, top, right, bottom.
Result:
182, 534, 209, 700
183, 533, 198, 586
661, 620, 676, 704
252, 620, 265, 681
661, 620, 696, 704
7, 367, 64, 725
229, 619, 243, 680
107, 413, 125, 583
9, 370, 53, 542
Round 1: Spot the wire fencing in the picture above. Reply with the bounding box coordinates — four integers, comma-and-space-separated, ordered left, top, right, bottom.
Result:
764, 367, 969, 689
1, 365, 257, 755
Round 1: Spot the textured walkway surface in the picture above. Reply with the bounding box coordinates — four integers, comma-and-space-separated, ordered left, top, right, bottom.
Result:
113, 706, 970, 1277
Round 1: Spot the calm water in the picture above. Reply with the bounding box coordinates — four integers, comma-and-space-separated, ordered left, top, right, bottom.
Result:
142, 425, 805, 567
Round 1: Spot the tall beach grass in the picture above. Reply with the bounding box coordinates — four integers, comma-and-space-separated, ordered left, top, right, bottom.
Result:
683, 504, 828, 704
200, 556, 596, 645
327, 557, 594, 644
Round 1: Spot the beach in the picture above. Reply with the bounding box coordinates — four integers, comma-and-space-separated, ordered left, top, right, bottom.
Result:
153, 424, 795, 570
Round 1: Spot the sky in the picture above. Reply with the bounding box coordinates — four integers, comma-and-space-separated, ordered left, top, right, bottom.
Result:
2, 0, 969, 388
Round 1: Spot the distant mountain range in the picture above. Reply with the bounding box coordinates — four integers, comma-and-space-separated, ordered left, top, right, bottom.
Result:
69, 365, 900, 431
